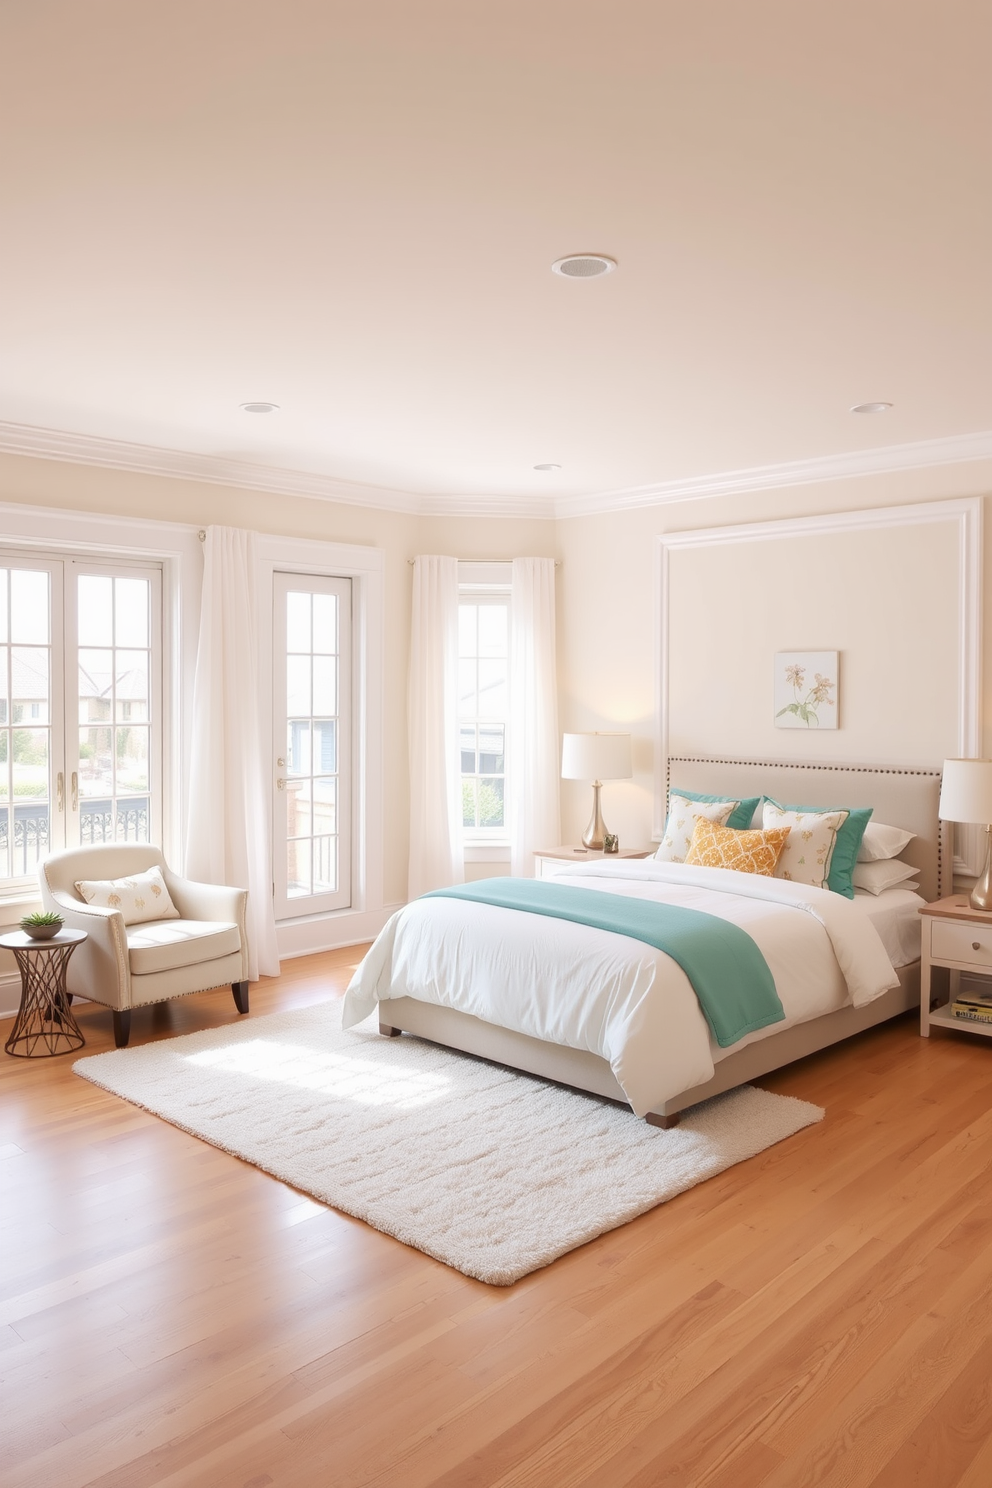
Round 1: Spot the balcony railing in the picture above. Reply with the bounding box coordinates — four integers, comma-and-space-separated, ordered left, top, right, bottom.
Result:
1, 797, 150, 877
79, 797, 150, 845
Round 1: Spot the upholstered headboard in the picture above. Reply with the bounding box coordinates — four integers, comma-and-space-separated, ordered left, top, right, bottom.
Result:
666, 756, 946, 903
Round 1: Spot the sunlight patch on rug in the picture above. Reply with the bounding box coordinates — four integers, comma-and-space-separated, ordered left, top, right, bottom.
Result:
74, 1001, 823, 1285
186, 1038, 454, 1110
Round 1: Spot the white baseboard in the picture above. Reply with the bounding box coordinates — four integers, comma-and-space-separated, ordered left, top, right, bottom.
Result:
275, 904, 400, 961
0, 972, 21, 1020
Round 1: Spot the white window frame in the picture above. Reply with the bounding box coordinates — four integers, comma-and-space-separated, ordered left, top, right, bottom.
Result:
255, 534, 385, 960
0, 505, 387, 958
0, 503, 200, 910
458, 562, 512, 857
272, 571, 353, 919
68, 557, 164, 853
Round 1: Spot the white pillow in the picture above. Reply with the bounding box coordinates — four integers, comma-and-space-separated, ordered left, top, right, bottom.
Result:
762, 801, 848, 891
851, 857, 919, 895
857, 822, 915, 863
656, 794, 736, 863
75, 864, 180, 925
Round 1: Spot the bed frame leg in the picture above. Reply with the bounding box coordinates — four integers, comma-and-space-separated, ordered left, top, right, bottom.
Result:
379, 1021, 402, 1037
646, 1110, 681, 1130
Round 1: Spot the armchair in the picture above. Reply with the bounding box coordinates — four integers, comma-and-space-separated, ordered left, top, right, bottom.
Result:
39, 845, 250, 1047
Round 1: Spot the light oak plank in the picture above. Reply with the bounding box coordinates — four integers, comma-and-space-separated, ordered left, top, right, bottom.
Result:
3, 963, 992, 1488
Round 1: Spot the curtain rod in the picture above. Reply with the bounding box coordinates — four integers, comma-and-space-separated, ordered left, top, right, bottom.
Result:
407, 557, 560, 566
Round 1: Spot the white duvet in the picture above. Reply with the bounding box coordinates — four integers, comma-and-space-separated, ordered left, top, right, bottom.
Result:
343, 861, 901, 1117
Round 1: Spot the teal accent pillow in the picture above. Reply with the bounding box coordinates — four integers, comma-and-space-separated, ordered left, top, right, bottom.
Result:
765, 798, 872, 898
671, 788, 762, 833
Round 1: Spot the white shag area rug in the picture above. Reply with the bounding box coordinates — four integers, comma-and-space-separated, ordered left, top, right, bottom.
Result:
74, 1001, 823, 1285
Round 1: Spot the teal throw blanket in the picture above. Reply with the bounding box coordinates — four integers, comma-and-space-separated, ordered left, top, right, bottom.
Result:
424, 878, 784, 1048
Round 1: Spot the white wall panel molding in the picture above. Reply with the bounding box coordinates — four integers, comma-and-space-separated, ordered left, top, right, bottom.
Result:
655, 498, 983, 871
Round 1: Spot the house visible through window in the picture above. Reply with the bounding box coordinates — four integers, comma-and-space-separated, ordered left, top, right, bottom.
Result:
458, 577, 510, 840
0, 553, 162, 893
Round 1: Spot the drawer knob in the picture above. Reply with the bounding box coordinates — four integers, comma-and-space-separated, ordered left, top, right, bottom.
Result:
973, 941, 982, 951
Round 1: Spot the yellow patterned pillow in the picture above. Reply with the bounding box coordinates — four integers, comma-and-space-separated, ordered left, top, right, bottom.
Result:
685, 817, 792, 876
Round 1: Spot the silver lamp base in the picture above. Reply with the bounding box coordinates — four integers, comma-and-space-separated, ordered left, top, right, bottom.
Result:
581, 780, 607, 851
971, 825, 992, 911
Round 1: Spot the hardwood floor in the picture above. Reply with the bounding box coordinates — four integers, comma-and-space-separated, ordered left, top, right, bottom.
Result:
3, 951, 992, 1487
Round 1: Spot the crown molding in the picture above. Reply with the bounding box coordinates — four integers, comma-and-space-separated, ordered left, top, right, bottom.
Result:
0, 419, 424, 515
555, 430, 992, 519
0, 418, 989, 522
417, 489, 557, 519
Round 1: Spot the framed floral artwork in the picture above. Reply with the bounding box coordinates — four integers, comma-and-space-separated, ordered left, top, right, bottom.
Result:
774, 651, 838, 729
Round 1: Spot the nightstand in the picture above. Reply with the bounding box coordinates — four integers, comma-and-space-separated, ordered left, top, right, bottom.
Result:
919, 895, 992, 1039
532, 846, 653, 880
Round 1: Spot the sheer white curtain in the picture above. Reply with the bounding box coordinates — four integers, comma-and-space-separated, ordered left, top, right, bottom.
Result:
509, 557, 561, 876
408, 555, 464, 896
186, 526, 280, 979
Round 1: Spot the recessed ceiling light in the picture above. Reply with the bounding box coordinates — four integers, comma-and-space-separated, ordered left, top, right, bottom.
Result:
850, 402, 892, 414
240, 401, 280, 414
533, 463, 562, 472
551, 254, 617, 279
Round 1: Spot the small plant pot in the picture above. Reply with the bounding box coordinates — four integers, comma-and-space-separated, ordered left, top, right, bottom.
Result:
20, 922, 62, 941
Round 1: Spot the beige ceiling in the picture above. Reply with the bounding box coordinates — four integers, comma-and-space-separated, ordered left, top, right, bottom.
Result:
1, 1, 989, 513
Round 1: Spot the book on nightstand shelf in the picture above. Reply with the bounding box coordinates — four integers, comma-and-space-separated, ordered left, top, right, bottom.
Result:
949, 992, 992, 1023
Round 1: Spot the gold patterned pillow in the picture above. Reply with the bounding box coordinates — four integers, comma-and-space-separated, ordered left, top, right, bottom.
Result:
74, 865, 180, 925
685, 817, 792, 876
655, 793, 737, 863
761, 801, 849, 891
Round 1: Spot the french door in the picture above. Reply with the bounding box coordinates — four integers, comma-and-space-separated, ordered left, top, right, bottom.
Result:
0, 551, 162, 893
272, 573, 352, 918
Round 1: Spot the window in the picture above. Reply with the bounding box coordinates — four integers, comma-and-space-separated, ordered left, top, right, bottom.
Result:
458, 571, 510, 841
0, 551, 162, 895
272, 572, 352, 918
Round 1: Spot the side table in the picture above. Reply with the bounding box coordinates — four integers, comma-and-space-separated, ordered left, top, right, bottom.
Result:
2, 929, 87, 1058
919, 895, 992, 1039
533, 846, 653, 880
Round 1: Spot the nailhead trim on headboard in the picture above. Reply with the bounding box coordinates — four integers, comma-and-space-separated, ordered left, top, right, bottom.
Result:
666, 756, 945, 890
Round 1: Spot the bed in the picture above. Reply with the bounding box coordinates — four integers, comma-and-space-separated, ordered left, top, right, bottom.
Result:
344, 759, 947, 1125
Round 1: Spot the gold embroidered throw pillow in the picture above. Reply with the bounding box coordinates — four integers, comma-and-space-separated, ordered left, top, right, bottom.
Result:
685, 817, 792, 876
74, 864, 180, 925
761, 801, 849, 891
655, 793, 737, 863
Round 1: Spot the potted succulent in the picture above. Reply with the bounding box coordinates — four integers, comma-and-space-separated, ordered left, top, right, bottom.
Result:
19, 910, 64, 941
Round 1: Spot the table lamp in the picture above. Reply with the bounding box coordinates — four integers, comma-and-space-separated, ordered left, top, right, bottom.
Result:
561, 732, 632, 850
939, 758, 992, 910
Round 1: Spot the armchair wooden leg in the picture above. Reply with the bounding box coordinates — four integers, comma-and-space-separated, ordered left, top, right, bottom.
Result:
645, 1109, 681, 1130
232, 981, 249, 1015
112, 1010, 131, 1049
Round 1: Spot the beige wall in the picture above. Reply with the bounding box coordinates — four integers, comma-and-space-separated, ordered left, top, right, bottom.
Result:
557, 459, 992, 850
667, 520, 959, 765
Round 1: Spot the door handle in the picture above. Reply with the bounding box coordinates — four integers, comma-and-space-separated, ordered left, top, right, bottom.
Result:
71, 772, 78, 811
56, 772, 64, 812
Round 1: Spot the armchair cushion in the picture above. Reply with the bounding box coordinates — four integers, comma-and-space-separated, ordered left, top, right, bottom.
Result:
126, 919, 241, 976
75, 865, 180, 925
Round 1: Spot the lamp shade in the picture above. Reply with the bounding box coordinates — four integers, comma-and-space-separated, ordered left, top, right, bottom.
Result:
939, 759, 992, 824
561, 732, 632, 782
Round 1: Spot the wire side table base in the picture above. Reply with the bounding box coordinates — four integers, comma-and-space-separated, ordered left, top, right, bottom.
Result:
3, 934, 86, 1058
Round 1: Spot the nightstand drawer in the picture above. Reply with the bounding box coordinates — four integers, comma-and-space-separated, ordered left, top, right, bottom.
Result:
931, 920, 992, 967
